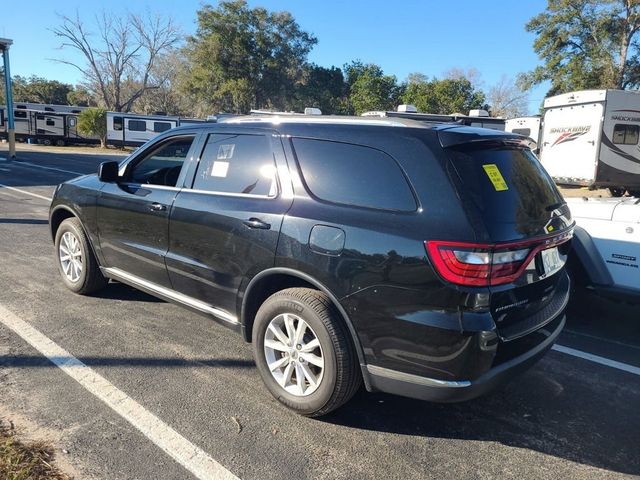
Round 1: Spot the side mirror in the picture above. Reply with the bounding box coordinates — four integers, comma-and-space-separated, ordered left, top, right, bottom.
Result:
98, 161, 120, 183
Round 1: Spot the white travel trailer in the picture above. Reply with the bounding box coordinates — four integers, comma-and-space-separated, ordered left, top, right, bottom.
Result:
567, 196, 640, 299
539, 89, 640, 196
505, 116, 541, 146
106, 112, 179, 147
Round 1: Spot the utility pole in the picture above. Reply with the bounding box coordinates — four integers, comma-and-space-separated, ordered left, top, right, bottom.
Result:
0, 38, 15, 161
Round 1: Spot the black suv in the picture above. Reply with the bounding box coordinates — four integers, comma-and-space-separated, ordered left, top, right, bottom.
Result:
49, 115, 573, 416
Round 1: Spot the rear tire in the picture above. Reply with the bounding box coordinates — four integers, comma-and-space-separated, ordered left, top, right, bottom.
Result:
55, 218, 108, 295
42, 138, 52, 146
608, 187, 626, 197
55, 139, 66, 147
252, 288, 361, 417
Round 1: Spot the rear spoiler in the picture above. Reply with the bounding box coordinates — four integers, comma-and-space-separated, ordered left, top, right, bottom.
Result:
436, 125, 535, 150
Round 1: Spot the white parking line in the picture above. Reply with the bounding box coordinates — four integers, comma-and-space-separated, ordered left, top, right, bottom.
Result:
552, 344, 640, 376
0, 183, 52, 202
0, 304, 239, 480
14, 161, 86, 176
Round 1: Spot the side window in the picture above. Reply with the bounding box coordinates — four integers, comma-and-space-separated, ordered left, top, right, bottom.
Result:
14, 110, 27, 118
192, 133, 276, 197
291, 138, 416, 211
154, 122, 172, 133
613, 124, 639, 145
113, 116, 123, 131
46, 118, 55, 126
128, 136, 195, 187
128, 120, 147, 132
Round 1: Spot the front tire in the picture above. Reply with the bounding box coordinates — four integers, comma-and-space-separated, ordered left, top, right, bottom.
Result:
55, 218, 108, 294
252, 288, 361, 417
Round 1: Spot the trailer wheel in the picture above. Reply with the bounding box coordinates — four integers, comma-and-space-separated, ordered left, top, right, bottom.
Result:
55, 139, 66, 147
42, 138, 52, 146
608, 187, 625, 197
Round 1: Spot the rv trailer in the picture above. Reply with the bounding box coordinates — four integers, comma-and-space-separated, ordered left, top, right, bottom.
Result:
0, 107, 98, 146
539, 89, 640, 196
106, 112, 180, 147
505, 116, 541, 146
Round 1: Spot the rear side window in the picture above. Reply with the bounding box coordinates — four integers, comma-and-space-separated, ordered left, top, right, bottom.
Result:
291, 138, 416, 211
113, 116, 123, 131
613, 124, 639, 145
448, 145, 565, 238
192, 133, 276, 197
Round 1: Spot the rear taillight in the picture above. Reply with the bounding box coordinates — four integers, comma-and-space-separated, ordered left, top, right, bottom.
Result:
425, 231, 572, 287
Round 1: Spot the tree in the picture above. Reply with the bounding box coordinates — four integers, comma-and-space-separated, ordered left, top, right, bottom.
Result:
487, 75, 529, 118
180, 0, 317, 114
344, 61, 401, 114
11, 75, 73, 104
53, 11, 181, 112
402, 76, 486, 115
293, 65, 346, 114
520, 0, 640, 95
67, 85, 96, 107
77, 108, 107, 148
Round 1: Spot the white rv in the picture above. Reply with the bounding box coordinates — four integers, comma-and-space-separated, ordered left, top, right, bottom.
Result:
567, 196, 640, 299
505, 116, 541, 146
539, 89, 640, 196
106, 112, 179, 147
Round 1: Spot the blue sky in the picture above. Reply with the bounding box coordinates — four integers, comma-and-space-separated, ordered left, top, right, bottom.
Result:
1, 0, 550, 113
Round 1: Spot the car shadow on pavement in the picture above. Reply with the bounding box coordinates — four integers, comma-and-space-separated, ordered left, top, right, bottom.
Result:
0, 218, 49, 225
323, 363, 640, 477
92, 282, 164, 303
0, 354, 254, 370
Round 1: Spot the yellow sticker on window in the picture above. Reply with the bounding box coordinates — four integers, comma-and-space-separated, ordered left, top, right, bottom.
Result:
482, 164, 508, 191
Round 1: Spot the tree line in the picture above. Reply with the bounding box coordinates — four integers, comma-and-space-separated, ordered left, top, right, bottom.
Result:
3, 0, 638, 119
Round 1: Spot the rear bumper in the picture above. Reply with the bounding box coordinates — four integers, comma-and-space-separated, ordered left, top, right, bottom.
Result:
366, 314, 565, 403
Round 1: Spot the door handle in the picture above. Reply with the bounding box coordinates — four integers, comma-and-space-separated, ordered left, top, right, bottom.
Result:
148, 202, 167, 212
243, 218, 271, 229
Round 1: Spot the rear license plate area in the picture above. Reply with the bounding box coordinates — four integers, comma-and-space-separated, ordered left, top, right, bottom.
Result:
539, 247, 563, 278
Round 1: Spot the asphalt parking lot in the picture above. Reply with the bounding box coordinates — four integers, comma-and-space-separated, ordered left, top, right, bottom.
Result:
0, 144, 639, 479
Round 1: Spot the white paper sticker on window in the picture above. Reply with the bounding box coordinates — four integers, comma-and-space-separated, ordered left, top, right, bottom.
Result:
210, 161, 229, 177
217, 144, 235, 160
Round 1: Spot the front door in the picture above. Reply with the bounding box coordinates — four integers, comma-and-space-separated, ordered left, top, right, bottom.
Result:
166, 130, 292, 315
96, 134, 198, 287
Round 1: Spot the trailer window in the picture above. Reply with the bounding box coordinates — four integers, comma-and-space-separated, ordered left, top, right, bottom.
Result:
154, 122, 171, 133
113, 116, 123, 131
128, 120, 147, 132
512, 128, 531, 137
613, 124, 639, 145
14, 111, 27, 118
46, 119, 55, 126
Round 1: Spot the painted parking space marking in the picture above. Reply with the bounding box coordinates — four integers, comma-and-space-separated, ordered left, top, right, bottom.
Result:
553, 344, 640, 376
13, 161, 86, 176
0, 183, 53, 202
0, 304, 239, 480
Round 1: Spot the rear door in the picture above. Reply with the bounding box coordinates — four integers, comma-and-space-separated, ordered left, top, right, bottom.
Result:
540, 103, 603, 184
166, 129, 292, 315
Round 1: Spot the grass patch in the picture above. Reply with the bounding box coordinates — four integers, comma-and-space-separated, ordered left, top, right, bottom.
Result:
0, 421, 70, 480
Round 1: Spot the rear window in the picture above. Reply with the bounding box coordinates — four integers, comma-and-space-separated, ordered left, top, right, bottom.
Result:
448, 145, 566, 238
292, 138, 416, 211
